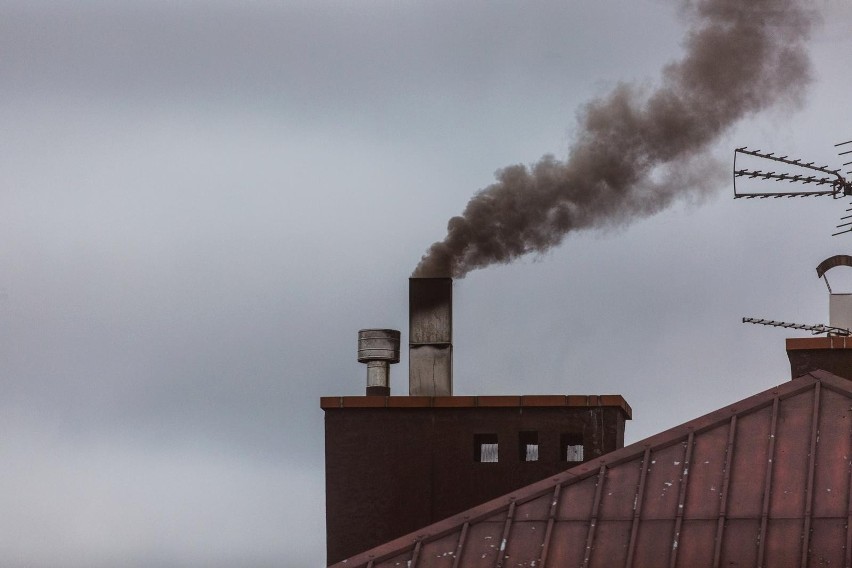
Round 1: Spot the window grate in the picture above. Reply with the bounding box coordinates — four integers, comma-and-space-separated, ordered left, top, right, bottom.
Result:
565, 444, 583, 462
519, 431, 539, 462
561, 432, 584, 462
474, 434, 499, 463
480, 443, 499, 463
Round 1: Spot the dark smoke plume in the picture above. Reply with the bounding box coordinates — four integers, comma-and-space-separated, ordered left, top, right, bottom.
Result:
413, 0, 813, 278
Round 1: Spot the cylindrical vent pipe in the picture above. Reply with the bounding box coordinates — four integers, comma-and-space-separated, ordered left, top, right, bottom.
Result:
818, 255, 852, 333
357, 329, 400, 396
409, 277, 453, 396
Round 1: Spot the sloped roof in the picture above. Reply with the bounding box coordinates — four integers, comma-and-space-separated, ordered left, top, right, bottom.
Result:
330, 370, 852, 568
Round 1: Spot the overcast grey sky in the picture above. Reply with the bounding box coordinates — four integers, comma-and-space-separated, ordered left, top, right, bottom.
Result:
3, 1, 852, 566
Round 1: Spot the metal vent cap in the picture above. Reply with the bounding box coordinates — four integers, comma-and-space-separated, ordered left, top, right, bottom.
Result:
357, 329, 401, 363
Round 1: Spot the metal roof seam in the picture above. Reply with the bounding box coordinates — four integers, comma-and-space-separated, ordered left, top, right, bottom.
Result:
844, 413, 852, 568
493, 500, 515, 568
581, 465, 607, 568
538, 484, 561, 566
409, 540, 422, 568
756, 396, 780, 568
450, 522, 468, 568
669, 430, 694, 568
800, 381, 821, 567
712, 415, 737, 568
625, 447, 651, 568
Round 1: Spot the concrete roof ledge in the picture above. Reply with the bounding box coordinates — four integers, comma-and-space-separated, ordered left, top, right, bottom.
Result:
320, 394, 632, 418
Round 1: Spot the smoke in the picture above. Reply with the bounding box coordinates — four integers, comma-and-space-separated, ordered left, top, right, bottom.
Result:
413, 0, 814, 278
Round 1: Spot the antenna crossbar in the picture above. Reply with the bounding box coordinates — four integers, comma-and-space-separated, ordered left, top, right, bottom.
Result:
733, 190, 835, 199
733, 169, 838, 187
735, 148, 842, 177
742, 317, 851, 336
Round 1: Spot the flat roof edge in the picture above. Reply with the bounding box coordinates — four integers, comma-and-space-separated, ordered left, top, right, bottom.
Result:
787, 336, 852, 350
320, 394, 632, 418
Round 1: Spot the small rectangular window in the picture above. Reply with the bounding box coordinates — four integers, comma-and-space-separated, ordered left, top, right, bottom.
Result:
474, 433, 499, 463
519, 431, 539, 462
561, 432, 584, 462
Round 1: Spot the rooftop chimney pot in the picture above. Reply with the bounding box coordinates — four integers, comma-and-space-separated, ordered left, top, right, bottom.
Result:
357, 329, 400, 396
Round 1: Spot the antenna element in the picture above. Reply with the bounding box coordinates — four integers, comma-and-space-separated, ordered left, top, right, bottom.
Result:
742, 317, 850, 336
733, 142, 852, 236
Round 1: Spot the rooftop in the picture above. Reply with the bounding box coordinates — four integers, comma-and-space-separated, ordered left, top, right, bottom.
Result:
329, 370, 852, 567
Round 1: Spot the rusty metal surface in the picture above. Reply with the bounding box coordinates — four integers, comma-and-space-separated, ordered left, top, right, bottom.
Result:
409, 278, 452, 396
328, 371, 852, 568
816, 255, 852, 278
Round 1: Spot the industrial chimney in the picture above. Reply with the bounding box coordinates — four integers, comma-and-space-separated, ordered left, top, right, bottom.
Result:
323, 276, 631, 563
409, 277, 452, 396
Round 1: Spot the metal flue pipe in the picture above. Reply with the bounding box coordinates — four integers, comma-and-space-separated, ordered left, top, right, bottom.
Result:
357, 329, 400, 396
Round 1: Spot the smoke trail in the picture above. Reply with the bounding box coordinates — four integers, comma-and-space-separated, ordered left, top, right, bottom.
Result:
413, 0, 814, 278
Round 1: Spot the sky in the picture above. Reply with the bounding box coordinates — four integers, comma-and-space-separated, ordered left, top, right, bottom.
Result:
3, 1, 852, 566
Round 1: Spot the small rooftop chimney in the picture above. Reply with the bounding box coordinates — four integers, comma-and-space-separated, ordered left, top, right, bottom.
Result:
409, 277, 452, 396
357, 329, 400, 396
787, 255, 852, 380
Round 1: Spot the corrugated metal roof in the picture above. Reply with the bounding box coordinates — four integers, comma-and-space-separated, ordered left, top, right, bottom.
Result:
329, 370, 852, 567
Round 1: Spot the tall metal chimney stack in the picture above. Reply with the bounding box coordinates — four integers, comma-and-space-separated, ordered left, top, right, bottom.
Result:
357, 329, 400, 396
409, 277, 452, 396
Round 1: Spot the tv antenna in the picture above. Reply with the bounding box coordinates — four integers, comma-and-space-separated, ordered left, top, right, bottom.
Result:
741, 317, 850, 336
742, 255, 852, 337
733, 141, 852, 235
